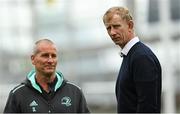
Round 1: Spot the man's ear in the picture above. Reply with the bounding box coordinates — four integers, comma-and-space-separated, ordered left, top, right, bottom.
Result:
31, 55, 35, 65
128, 20, 134, 29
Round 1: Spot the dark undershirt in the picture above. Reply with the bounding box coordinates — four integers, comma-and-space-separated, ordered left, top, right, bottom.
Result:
36, 77, 57, 101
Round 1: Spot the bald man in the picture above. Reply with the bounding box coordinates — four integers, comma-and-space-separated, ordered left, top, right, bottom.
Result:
4, 39, 90, 113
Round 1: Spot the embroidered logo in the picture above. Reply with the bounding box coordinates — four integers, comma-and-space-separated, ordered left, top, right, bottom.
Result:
61, 96, 72, 107
29, 100, 38, 112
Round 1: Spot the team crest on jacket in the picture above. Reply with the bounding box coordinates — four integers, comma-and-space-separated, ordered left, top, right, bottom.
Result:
61, 96, 72, 107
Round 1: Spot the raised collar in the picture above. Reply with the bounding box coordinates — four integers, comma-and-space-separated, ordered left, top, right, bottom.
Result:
27, 70, 64, 93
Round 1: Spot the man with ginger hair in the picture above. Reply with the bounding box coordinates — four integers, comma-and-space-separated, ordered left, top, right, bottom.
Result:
103, 6, 162, 113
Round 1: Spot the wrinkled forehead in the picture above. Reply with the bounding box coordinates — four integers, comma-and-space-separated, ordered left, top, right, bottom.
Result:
104, 12, 124, 25
33, 42, 57, 54
104, 14, 123, 26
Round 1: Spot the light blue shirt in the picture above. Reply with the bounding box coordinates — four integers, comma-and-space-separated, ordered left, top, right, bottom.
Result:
120, 37, 140, 57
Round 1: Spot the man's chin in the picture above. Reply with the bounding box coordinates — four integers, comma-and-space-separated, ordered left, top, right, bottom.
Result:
115, 42, 124, 48
115, 42, 121, 46
43, 70, 55, 76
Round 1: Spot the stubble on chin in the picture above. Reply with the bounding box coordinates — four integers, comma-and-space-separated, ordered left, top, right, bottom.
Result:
42, 70, 55, 78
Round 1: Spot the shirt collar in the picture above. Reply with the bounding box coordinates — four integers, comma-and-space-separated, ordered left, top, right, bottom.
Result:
120, 37, 139, 57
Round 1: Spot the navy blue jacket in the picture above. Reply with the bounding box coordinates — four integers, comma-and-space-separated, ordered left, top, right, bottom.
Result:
116, 42, 161, 113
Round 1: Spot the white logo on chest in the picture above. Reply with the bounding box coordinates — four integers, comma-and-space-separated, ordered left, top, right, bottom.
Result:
29, 100, 38, 112
61, 96, 72, 107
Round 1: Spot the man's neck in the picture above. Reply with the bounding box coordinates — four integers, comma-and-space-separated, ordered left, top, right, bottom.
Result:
36, 73, 56, 93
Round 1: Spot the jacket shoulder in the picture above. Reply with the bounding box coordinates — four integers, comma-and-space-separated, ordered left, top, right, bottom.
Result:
65, 81, 82, 90
10, 84, 26, 94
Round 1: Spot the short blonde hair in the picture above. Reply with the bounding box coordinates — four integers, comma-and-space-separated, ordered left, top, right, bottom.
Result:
103, 6, 133, 23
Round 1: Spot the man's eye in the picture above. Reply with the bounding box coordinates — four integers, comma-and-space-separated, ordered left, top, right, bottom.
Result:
106, 27, 111, 31
113, 25, 121, 28
52, 54, 57, 58
42, 54, 49, 57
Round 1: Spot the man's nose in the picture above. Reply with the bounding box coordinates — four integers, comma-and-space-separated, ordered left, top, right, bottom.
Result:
109, 28, 116, 36
47, 56, 53, 62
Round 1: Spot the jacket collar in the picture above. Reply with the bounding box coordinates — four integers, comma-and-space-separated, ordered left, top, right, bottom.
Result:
27, 69, 64, 93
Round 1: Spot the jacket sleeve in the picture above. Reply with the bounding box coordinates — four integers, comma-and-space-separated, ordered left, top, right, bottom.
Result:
133, 55, 161, 112
78, 89, 90, 113
4, 91, 20, 113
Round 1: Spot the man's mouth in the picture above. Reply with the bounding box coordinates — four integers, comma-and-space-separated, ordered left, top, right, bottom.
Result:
112, 38, 120, 43
45, 66, 55, 69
